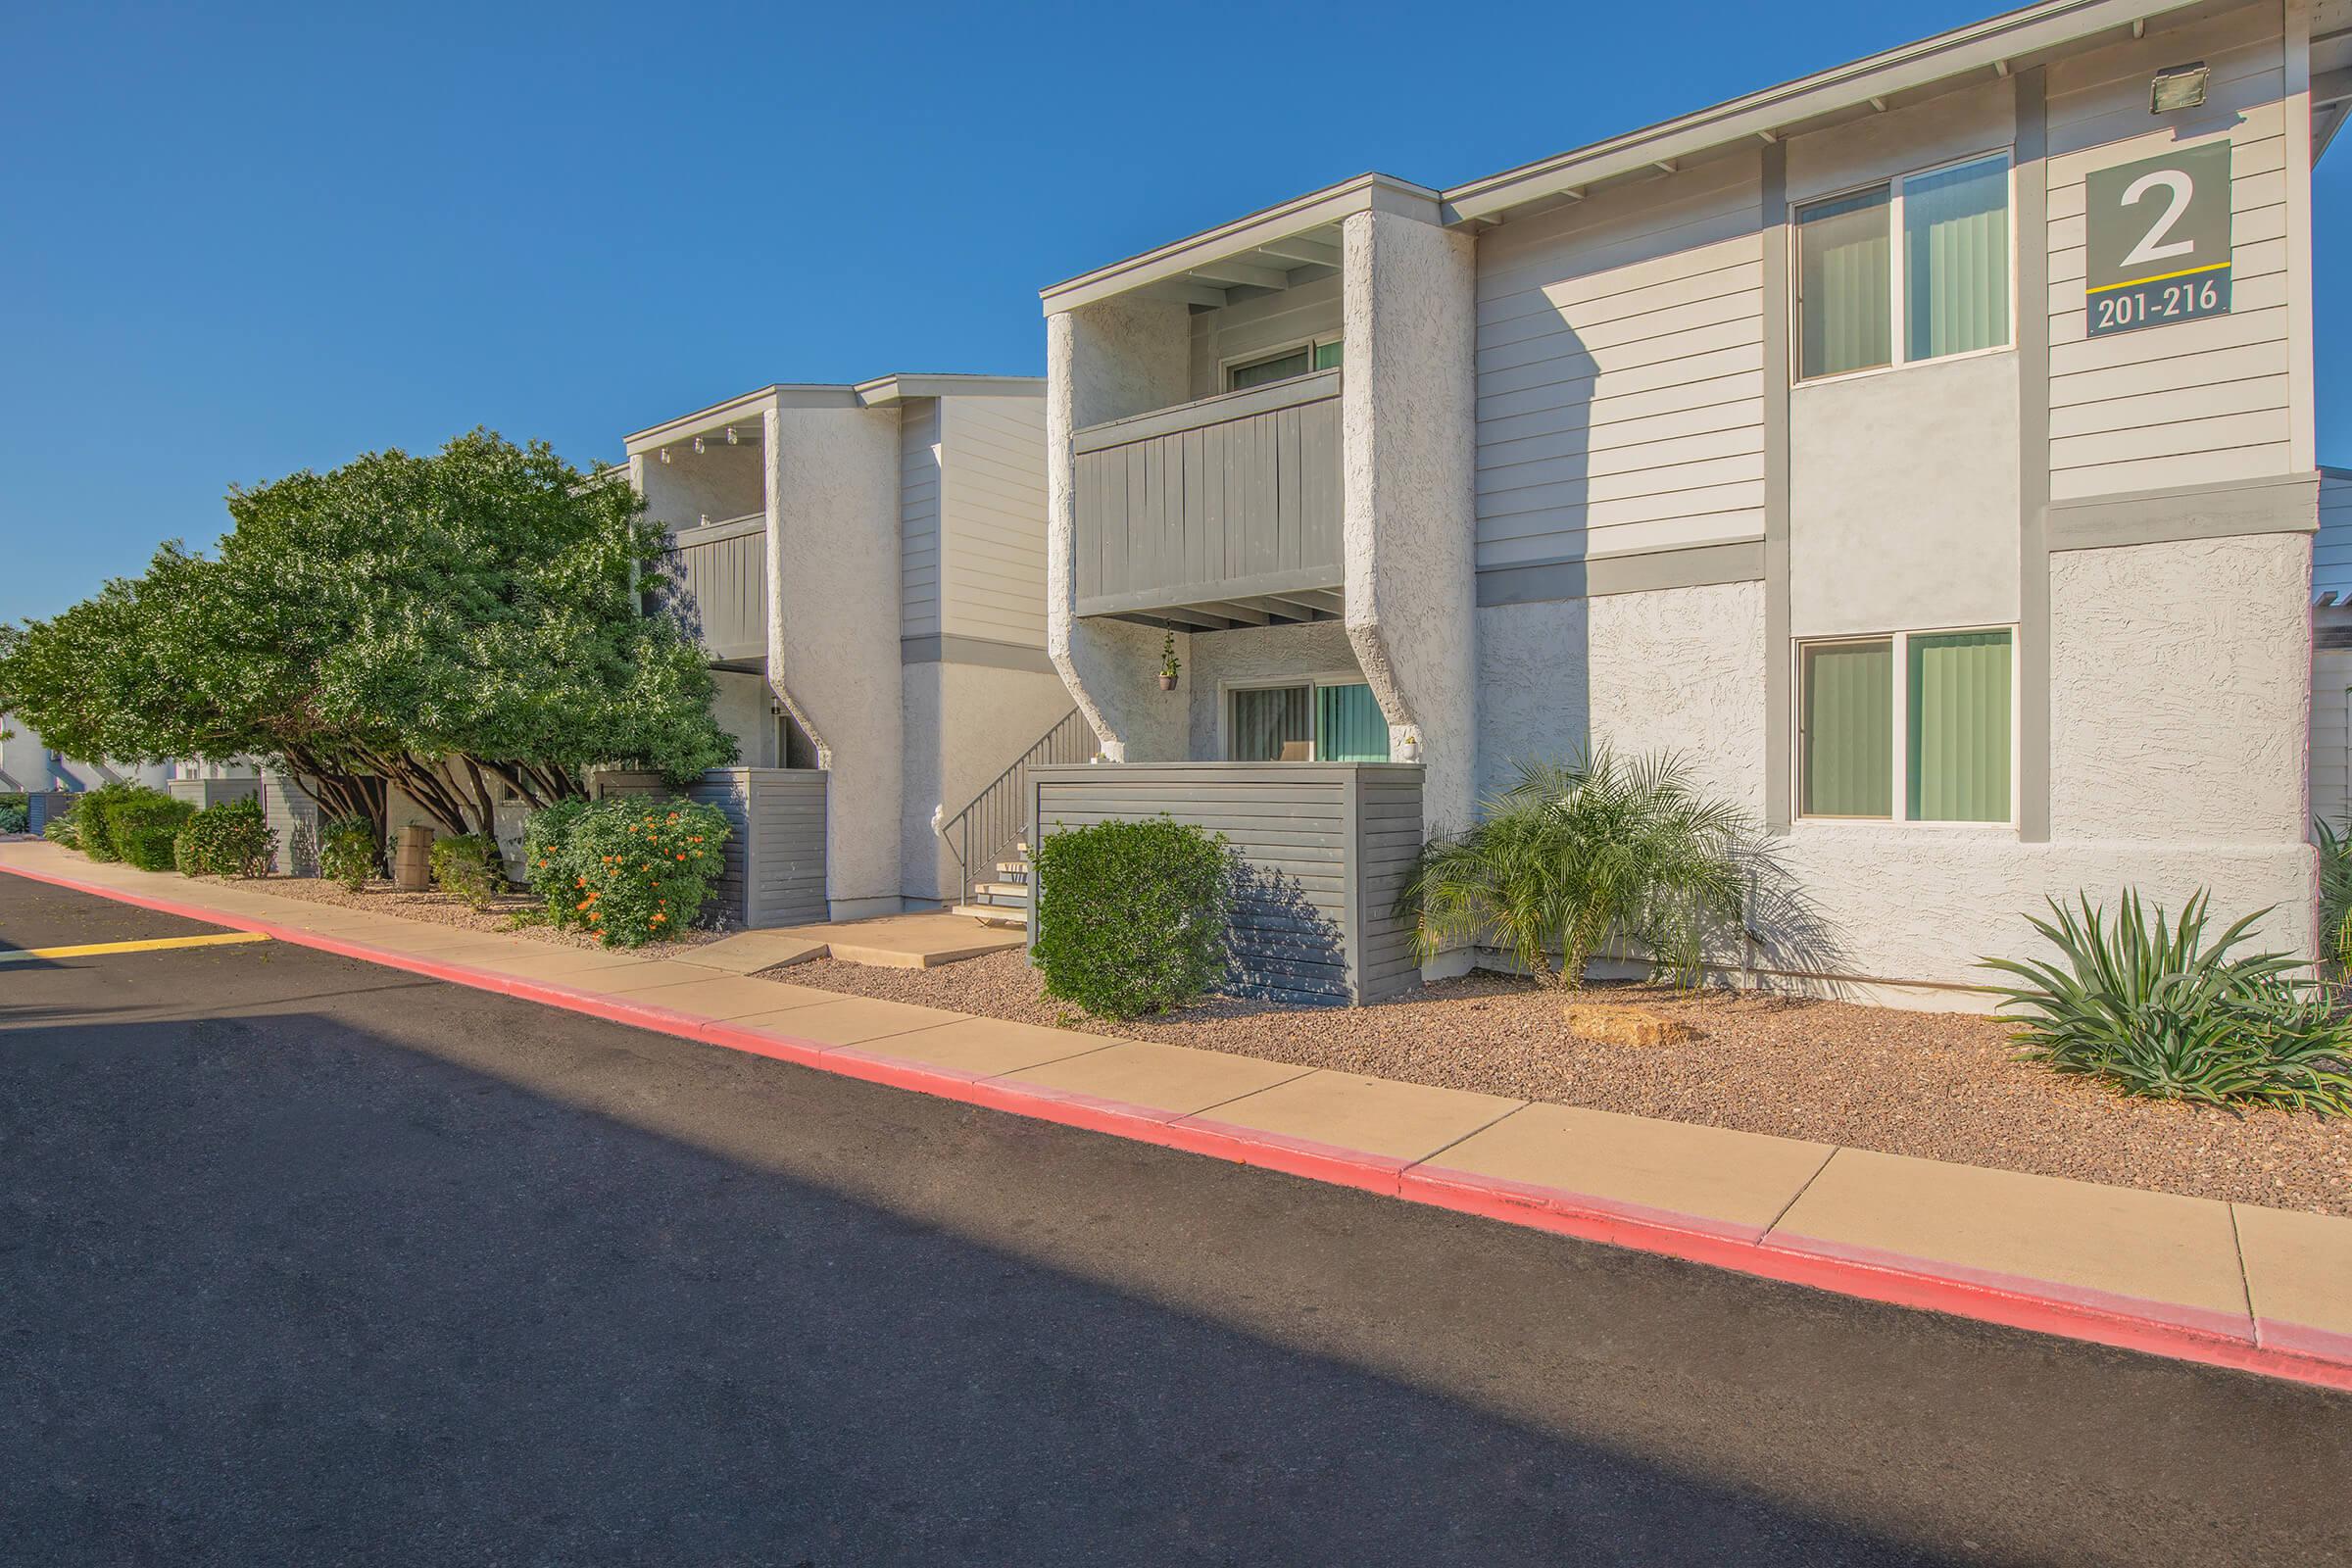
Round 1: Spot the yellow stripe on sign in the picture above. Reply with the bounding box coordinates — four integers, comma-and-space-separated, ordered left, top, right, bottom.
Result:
0, 931, 273, 964
2084, 261, 2232, 293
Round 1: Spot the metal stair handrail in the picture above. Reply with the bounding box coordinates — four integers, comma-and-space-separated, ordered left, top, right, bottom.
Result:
939, 708, 1092, 904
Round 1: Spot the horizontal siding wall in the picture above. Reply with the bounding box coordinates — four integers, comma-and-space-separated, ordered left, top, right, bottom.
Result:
168, 778, 261, 810
2316, 470, 2352, 603
940, 394, 1051, 650
1029, 763, 1424, 1004
901, 400, 942, 640
1474, 151, 1768, 572
2044, 7, 2292, 501
1187, 271, 1344, 400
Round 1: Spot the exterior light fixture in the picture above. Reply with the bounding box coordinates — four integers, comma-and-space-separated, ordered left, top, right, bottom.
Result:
724, 426, 740, 445
2150, 61, 2208, 113
659, 448, 671, 464
692, 436, 707, 455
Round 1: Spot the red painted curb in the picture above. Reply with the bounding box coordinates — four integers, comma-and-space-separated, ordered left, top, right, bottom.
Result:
8, 857, 2352, 1396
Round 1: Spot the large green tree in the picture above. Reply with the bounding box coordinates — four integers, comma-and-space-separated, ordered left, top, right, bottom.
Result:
0, 429, 734, 845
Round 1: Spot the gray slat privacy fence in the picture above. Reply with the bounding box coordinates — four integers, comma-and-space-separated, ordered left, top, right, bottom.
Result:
591, 767, 827, 929
665, 515, 769, 663
24, 791, 76, 836
1071, 370, 1343, 617
261, 772, 320, 876
1026, 762, 1424, 1005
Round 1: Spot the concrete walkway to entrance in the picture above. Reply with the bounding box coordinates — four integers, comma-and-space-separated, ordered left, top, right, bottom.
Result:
698, 910, 1026, 972
6, 838, 2349, 1395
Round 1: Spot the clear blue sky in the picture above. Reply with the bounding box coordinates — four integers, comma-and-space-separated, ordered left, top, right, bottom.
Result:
4, 0, 2345, 625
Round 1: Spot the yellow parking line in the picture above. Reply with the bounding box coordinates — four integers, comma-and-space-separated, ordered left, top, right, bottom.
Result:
0, 931, 273, 963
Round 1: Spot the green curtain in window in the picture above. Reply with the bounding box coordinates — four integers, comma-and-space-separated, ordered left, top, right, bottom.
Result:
1316, 683, 1390, 762
1908, 631, 2011, 822
1312, 340, 1344, 370
1797, 186, 1891, 378
1230, 348, 1313, 391
1802, 641, 1892, 816
1905, 156, 2009, 363
1230, 686, 1312, 760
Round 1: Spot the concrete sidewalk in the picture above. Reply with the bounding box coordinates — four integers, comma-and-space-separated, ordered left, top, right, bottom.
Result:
6, 839, 2349, 1394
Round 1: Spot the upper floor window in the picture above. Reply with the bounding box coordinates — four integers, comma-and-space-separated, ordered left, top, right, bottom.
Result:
1795, 152, 2011, 381
1227, 338, 1343, 392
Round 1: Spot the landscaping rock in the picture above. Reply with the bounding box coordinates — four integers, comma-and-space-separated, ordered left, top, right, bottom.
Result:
1562, 1003, 1690, 1049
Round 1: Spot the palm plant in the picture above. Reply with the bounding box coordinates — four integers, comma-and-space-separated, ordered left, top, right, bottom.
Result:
2315, 816, 2352, 974
1400, 748, 1753, 990
1982, 890, 2352, 1115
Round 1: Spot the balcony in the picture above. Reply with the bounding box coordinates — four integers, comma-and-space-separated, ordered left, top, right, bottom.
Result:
1072, 368, 1343, 629
665, 513, 768, 663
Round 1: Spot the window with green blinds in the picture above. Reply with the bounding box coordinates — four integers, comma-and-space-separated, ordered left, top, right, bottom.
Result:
1229, 685, 1311, 760
1801, 641, 1893, 817
1904, 155, 2009, 362
1797, 186, 1892, 379
1907, 630, 2011, 821
1315, 683, 1389, 761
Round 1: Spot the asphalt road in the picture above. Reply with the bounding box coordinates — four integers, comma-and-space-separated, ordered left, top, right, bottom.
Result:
3, 874, 2348, 1567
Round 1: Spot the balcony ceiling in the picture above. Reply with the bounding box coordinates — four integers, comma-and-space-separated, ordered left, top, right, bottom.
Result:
1129, 221, 1344, 312
1098, 586, 1345, 634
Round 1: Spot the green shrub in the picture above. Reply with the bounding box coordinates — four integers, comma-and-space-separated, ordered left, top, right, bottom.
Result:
0, 796, 26, 835
73, 780, 148, 861
173, 797, 277, 878
318, 815, 379, 891
1031, 816, 1233, 1020
1983, 891, 2352, 1116
522, 798, 590, 926
430, 833, 504, 910
1401, 749, 1753, 990
42, 804, 80, 850
98, 789, 195, 871
523, 796, 729, 947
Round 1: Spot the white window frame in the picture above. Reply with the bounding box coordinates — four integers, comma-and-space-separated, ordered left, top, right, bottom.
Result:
1219, 671, 1377, 762
1789, 148, 2018, 387
1221, 335, 1345, 393
1792, 623, 2021, 828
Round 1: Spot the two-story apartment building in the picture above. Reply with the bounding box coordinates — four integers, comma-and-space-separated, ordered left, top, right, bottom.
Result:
1038, 0, 2349, 1005
625, 374, 1076, 923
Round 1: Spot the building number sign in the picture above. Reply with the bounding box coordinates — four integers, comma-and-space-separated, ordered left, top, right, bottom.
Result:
2083, 141, 2233, 337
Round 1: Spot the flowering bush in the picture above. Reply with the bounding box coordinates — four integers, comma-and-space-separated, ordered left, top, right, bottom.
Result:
318, 814, 379, 890
524, 796, 729, 947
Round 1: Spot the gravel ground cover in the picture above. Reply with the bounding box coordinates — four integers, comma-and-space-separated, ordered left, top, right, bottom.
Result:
196, 873, 723, 953
779, 950, 2352, 1217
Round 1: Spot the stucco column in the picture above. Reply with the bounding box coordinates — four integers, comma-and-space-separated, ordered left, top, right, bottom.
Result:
1045, 299, 1198, 761
1340, 208, 1479, 838
766, 400, 906, 919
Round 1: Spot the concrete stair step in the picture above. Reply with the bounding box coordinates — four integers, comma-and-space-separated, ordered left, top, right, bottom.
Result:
972, 881, 1030, 900
951, 903, 1029, 928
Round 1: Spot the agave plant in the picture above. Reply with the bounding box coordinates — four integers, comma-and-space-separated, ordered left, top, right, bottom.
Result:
1982, 890, 2352, 1115
1400, 748, 1752, 989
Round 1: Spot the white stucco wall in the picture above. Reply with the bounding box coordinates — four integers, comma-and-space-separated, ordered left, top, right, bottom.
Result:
901, 659, 1082, 903
709, 667, 777, 769
0, 713, 172, 794
1788, 350, 2023, 638
2050, 534, 2311, 842
637, 441, 764, 531
1476, 582, 1766, 817
1341, 209, 1478, 835
767, 401, 906, 919
1185, 621, 1364, 760
1045, 299, 1195, 762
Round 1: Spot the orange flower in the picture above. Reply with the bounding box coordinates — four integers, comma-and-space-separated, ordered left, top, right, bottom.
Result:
575, 899, 590, 910
690, 836, 703, 843
574, 876, 585, 888
674, 853, 686, 860
651, 913, 666, 924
